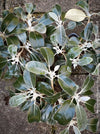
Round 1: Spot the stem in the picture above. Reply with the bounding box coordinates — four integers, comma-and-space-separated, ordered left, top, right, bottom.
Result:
51, 125, 56, 134
17, 48, 24, 57
62, 52, 67, 62
87, 17, 90, 24
51, 79, 54, 91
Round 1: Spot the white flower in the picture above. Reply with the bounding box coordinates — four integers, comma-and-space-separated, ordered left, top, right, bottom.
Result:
49, 71, 56, 80
30, 90, 43, 103
81, 42, 93, 51
70, 58, 79, 69
11, 55, 19, 65
53, 46, 63, 55
54, 65, 60, 72
58, 98, 63, 104
25, 42, 31, 49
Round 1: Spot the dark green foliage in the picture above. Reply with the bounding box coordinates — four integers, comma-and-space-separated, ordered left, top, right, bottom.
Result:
0, 1, 99, 134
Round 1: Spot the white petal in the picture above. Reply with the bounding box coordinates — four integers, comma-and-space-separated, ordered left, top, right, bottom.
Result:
54, 65, 60, 72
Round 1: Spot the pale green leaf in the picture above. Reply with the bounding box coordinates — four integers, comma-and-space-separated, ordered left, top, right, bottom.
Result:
76, 105, 88, 131
23, 70, 36, 89
68, 47, 82, 59
92, 64, 100, 76
73, 126, 81, 134
65, 9, 86, 22
33, 23, 46, 34
25, 61, 48, 75
79, 57, 93, 66
8, 45, 17, 56
48, 12, 59, 22
40, 47, 54, 66
51, 25, 67, 46
25, 3, 33, 13
29, 32, 44, 48
58, 75, 79, 96
9, 94, 27, 107
67, 21, 76, 30
81, 75, 94, 93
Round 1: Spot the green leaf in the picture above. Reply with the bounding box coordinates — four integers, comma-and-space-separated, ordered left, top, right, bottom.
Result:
14, 7, 24, 17
40, 47, 54, 67
73, 126, 81, 134
68, 36, 80, 46
1, 13, 19, 33
65, 9, 86, 22
68, 47, 82, 59
51, 4, 61, 17
21, 100, 34, 111
0, 37, 4, 46
28, 104, 41, 123
84, 23, 93, 40
46, 25, 56, 36
93, 24, 99, 35
50, 33, 58, 45
6, 19, 19, 34
25, 61, 48, 75
37, 82, 53, 96
11, 23, 26, 34
59, 65, 71, 77
92, 64, 100, 76
48, 12, 59, 22
41, 105, 58, 125
82, 90, 93, 96
25, 3, 33, 14
0, 57, 7, 69
46, 106, 58, 125
9, 94, 27, 107
93, 39, 100, 49
41, 105, 53, 122
17, 32, 27, 44
58, 75, 79, 96
67, 21, 76, 30
39, 13, 54, 26
76, 105, 88, 131
45, 93, 60, 104
60, 128, 69, 134
76, 1, 89, 12
23, 70, 36, 89
8, 45, 17, 56
6, 36, 20, 46
79, 57, 93, 66
2, 10, 9, 18
29, 32, 44, 48
87, 118, 98, 132
54, 100, 75, 125
33, 23, 46, 34
82, 50, 97, 73
51, 25, 67, 46
82, 75, 94, 93
4, 63, 21, 79
13, 76, 28, 91
85, 99, 96, 113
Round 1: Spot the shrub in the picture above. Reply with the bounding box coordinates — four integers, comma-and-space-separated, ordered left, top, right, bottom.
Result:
0, 1, 100, 133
